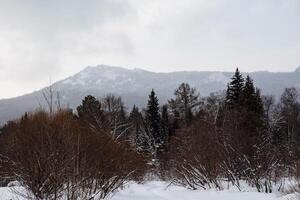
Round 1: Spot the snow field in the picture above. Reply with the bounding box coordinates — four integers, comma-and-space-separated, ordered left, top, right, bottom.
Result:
0, 181, 297, 200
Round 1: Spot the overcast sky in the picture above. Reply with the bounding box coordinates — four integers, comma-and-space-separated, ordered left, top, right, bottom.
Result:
0, 0, 300, 99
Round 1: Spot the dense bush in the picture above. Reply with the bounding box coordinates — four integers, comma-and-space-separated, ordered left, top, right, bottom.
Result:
0, 110, 147, 199
167, 120, 222, 190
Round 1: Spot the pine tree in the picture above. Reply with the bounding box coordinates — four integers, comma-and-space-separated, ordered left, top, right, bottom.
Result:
241, 75, 264, 113
226, 68, 245, 108
77, 95, 109, 132
77, 96, 102, 121
130, 105, 149, 151
146, 89, 162, 149
241, 75, 265, 131
241, 75, 256, 107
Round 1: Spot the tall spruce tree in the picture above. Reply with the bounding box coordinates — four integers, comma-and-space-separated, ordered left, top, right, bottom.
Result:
242, 76, 264, 115
226, 68, 245, 108
130, 105, 150, 151
241, 75, 256, 107
146, 89, 162, 149
224, 73, 268, 181
241, 75, 265, 134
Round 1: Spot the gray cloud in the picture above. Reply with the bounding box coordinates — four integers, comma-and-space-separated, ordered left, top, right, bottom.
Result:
0, 0, 299, 98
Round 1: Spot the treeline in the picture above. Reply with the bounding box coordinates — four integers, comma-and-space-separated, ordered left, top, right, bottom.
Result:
0, 68, 300, 199
165, 70, 300, 192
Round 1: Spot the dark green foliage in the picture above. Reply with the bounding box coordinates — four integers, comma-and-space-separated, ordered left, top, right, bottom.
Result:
76, 95, 109, 132
222, 71, 271, 185
130, 105, 150, 152
241, 76, 264, 113
146, 89, 162, 149
241, 75, 265, 131
225, 72, 265, 132
77, 95, 102, 119
225, 68, 245, 108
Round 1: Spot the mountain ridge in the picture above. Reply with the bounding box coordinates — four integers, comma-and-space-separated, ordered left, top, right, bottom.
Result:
0, 65, 299, 124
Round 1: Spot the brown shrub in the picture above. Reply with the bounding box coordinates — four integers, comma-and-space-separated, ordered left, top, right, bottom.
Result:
166, 119, 222, 190
0, 110, 147, 199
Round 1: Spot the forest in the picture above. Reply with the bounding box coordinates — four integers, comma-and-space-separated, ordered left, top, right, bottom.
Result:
0, 68, 299, 199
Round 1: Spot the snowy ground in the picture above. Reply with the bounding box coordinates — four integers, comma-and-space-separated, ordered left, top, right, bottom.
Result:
111, 181, 287, 200
0, 181, 297, 200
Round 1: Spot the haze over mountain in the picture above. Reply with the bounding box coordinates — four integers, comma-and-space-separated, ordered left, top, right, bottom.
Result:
0, 65, 299, 124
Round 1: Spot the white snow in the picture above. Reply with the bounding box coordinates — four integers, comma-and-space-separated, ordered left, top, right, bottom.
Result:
0, 186, 27, 200
111, 181, 282, 200
62, 78, 86, 86
0, 181, 295, 200
205, 72, 228, 84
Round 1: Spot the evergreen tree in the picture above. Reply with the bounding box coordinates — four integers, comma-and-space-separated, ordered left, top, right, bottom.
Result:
129, 105, 139, 121
226, 68, 245, 108
241, 75, 256, 107
240, 76, 265, 141
76, 95, 109, 131
130, 105, 150, 151
224, 73, 268, 180
146, 89, 162, 149
77, 95, 100, 120
241, 75, 265, 122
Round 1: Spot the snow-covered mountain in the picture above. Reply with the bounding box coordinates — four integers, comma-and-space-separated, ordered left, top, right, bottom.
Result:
0, 65, 300, 124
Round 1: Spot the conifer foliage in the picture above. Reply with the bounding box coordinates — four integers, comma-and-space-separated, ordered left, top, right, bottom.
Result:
225, 68, 245, 108
130, 105, 150, 152
76, 95, 109, 132
146, 89, 164, 150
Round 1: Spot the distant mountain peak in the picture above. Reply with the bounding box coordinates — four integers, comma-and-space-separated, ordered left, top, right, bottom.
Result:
81, 64, 130, 73
295, 66, 300, 73
1, 65, 300, 124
